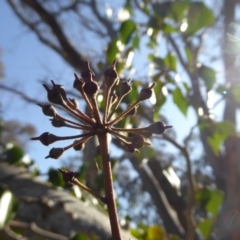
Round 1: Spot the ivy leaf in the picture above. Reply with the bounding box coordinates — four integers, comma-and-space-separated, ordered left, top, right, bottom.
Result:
206, 189, 224, 217
186, 2, 215, 36
199, 65, 216, 91
207, 121, 236, 154
48, 168, 65, 187
106, 38, 119, 64
147, 225, 165, 240
70, 233, 88, 240
164, 53, 177, 72
198, 218, 213, 240
172, 87, 188, 116
120, 19, 136, 45
3, 145, 24, 164
169, 2, 189, 22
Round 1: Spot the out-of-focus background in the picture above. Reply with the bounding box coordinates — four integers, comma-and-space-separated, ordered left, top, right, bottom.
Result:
0, 0, 240, 239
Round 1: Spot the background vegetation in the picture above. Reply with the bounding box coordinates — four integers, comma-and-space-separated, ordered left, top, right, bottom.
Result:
1, 0, 240, 239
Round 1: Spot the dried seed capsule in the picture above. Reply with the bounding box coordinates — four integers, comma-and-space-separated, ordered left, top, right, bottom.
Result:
81, 61, 95, 82
51, 80, 67, 100
45, 147, 64, 159
120, 79, 132, 97
132, 135, 145, 149
59, 169, 79, 185
104, 60, 119, 88
42, 84, 64, 105
37, 104, 57, 117
73, 141, 85, 151
83, 79, 99, 95
31, 132, 58, 146
73, 73, 84, 91
147, 121, 172, 134
137, 83, 155, 102
50, 118, 65, 128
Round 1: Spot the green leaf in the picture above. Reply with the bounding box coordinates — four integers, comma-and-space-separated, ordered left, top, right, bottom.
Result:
48, 168, 65, 187
169, 2, 189, 22
147, 225, 165, 240
132, 34, 140, 49
70, 233, 88, 240
207, 121, 236, 154
164, 53, 177, 72
196, 188, 211, 209
3, 145, 24, 164
199, 65, 216, 91
198, 218, 213, 240
186, 2, 215, 36
206, 189, 224, 217
106, 38, 119, 64
153, 81, 167, 112
120, 19, 136, 44
172, 87, 188, 116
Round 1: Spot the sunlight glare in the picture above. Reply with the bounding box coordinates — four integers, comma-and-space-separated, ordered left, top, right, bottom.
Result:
198, 107, 204, 116
180, 19, 188, 32
118, 8, 130, 22
126, 51, 134, 68
116, 40, 125, 51
105, 4, 113, 18
147, 28, 153, 36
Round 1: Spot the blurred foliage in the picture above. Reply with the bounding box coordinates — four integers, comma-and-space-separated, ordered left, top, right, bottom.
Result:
2, 0, 239, 239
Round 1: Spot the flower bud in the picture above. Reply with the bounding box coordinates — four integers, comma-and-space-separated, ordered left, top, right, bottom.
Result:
137, 83, 155, 102
120, 79, 132, 97
81, 61, 95, 82
147, 121, 172, 134
104, 60, 119, 88
45, 147, 64, 159
50, 118, 65, 127
37, 104, 57, 117
31, 132, 58, 146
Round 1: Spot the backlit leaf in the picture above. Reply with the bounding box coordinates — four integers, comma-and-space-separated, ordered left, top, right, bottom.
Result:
172, 87, 188, 116
120, 19, 136, 44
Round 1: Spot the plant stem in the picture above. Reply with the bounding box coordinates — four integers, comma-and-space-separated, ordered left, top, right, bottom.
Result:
97, 131, 122, 240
